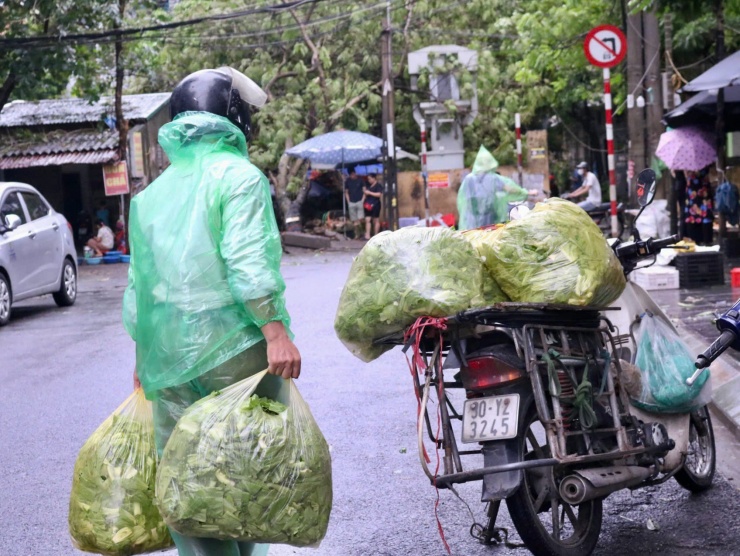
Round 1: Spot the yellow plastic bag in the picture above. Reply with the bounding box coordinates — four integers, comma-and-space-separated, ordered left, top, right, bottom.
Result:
155, 370, 333, 546
69, 389, 173, 555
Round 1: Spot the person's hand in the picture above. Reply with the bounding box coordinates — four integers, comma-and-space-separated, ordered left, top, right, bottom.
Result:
262, 321, 301, 379
133, 366, 141, 390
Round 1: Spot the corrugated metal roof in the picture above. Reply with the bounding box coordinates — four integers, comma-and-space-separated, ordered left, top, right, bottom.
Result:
0, 151, 117, 169
0, 128, 119, 169
0, 93, 170, 128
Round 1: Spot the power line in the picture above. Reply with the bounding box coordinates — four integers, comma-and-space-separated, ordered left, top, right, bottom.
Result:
0, 0, 321, 48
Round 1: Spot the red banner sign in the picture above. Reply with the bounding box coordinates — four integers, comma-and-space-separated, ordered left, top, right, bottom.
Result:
103, 161, 130, 196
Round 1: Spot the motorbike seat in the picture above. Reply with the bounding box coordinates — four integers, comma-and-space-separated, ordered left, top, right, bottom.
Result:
587, 202, 624, 214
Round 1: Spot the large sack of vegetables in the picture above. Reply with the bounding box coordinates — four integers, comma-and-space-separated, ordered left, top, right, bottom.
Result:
471, 198, 626, 306
463, 227, 510, 305
334, 227, 500, 362
69, 389, 172, 555
155, 370, 332, 546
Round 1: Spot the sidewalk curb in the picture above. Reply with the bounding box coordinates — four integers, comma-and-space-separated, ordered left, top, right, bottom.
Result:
677, 323, 740, 439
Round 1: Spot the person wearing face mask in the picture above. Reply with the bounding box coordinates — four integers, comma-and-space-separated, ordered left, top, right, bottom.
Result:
563, 161, 602, 211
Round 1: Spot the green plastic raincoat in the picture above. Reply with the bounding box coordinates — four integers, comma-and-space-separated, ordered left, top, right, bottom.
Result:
457, 146, 529, 230
122, 111, 291, 399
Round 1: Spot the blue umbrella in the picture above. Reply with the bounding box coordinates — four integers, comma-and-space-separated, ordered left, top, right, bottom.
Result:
285, 130, 383, 166
286, 131, 384, 238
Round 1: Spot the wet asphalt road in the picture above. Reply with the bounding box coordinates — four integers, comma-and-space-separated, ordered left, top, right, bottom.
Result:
3, 250, 740, 556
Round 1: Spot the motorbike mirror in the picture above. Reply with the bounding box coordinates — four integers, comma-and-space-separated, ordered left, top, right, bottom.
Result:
636, 168, 657, 207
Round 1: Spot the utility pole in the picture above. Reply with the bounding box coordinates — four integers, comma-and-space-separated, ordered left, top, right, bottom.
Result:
644, 9, 663, 160
716, 0, 727, 244
626, 11, 646, 206
114, 0, 129, 228
664, 13, 678, 235
380, 0, 398, 231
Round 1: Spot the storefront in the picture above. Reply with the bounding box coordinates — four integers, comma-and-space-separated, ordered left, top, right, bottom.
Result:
0, 93, 170, 245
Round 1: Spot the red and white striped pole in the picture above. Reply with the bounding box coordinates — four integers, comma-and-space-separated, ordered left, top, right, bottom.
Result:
603, 68, 618, 237
420, 119, 430, 223
515, 113, 523, 186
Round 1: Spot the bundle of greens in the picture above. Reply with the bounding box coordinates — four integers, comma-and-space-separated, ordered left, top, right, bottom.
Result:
156, 375, 332, 546
463, 228, 509, 305
471, 198, 626, 306
334, 227, 491, 361
69, 389, 172, 555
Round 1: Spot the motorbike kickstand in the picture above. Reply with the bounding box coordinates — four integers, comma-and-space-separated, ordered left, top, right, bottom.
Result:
470, 501, 504, 546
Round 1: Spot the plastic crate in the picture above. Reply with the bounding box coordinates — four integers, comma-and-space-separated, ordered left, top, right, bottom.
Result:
632, 266, 680, 290
675, 252, 725, 287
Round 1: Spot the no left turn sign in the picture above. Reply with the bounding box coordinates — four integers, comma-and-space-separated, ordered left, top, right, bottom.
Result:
584, 25, 627, 68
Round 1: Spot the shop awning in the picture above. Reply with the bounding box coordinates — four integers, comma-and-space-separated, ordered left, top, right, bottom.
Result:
0, 128, 118, 170
664, 85, 740, 132
681, 50, 740, 93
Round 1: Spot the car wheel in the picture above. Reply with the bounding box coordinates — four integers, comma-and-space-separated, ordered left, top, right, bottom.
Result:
0, 273, 11, 326
53, 259, 77, 307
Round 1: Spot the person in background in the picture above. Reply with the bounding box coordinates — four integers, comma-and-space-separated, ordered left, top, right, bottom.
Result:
548, 173, 560, 198
114, 220, 127, 254
363, 173, 382, 240
684, 166, 714, 245
344, 168, 365, 239
563, 161, 601, 210
87, 219, 114, 257
95, 200, 110, 226
672, 169, 687, 239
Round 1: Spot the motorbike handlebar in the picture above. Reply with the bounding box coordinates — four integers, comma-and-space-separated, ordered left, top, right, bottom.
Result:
688, 329, 736, 385
650, 234, 681, 251
614, 234, 680, 273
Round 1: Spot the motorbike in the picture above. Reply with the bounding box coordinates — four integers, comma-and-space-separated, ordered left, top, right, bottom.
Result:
584, 202, 626, 238
375, 169, 716, 556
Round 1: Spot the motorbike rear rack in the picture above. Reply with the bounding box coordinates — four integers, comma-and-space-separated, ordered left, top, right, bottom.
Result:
406, 316, 656, 489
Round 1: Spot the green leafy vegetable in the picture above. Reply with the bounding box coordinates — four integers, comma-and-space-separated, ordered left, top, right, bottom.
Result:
471, 198, 626, 306
334, 227, 499, 361
69, 390, 172, 555
156, 383, 332, 547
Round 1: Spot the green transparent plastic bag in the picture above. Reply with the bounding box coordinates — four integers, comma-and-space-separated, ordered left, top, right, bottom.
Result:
334, 227, 488, 361
632, 314, 711, 413
69, 389, 173, 555
474, 198, 626, 306
156, 371, 332, 546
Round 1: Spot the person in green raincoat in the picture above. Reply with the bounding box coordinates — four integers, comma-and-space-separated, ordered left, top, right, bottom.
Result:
123, 67, 300, 556
457, 145, 536, 230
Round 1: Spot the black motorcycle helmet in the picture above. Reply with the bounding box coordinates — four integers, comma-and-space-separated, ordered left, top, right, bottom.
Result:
169, 67, 267, 141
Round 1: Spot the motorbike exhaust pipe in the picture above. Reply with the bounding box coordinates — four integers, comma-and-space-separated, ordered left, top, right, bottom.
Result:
559, 466, 653, 505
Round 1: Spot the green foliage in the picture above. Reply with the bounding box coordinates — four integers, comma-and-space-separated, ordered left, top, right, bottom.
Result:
0, 0, 164, 106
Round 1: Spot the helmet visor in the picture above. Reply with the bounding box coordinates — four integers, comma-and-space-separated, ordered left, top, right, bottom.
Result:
218, 67, 267, 108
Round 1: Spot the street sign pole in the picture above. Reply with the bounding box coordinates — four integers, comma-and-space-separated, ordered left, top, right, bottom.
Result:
584, 24, 627, 238
420, 119, 430, 224
515, 113, 523, 186
603, 68, 618, 237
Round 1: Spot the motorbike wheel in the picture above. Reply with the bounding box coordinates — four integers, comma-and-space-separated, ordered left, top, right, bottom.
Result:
506, 410, 602, 556
675, 406, 716, 492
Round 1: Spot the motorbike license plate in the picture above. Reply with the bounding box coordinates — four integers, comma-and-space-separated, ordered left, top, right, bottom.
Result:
461, 394, 520, 443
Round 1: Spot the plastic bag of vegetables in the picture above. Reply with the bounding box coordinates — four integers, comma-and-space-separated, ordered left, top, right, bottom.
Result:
472, 198, 626, 306
630, 314, 711, 413
334, 227, 496, 361
69, 388, 172, 555
155, 370, 332, 546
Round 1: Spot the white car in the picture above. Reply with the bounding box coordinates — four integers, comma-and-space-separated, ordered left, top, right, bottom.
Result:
0, 182, 78, 325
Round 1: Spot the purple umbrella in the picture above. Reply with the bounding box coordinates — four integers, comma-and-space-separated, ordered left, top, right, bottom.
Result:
655, 126, 717, 171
